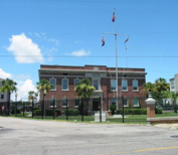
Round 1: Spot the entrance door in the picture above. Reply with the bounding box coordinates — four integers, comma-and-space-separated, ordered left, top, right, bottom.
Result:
92, 98, 100, 111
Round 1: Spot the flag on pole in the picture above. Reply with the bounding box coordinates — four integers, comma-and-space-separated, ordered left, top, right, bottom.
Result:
101, 37, 105, 46
124, 38, 129, 43
111, 11, 116, 22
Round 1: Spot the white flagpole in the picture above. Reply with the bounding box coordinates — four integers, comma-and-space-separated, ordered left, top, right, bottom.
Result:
114, 9, 119, 110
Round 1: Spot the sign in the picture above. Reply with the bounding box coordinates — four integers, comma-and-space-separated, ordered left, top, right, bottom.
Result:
2, 105, 4, 111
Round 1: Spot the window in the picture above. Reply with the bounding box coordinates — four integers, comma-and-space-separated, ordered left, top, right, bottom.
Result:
75, 98, 80, 107
62, 98, 68, 107
1, 94, 4, 99
132, 80, 138, 91
49, 78, 56, 90
74, 78, 81, 86
111, 80, 116, 91
123, 98, 128, 107
62, 79, 69, 91
49, 98, 56, 107
111, 98, 116, 106
122, 80, 128, 91
133, 98, 139, 107
93, 79, 99, 90
170, 80, 175, 89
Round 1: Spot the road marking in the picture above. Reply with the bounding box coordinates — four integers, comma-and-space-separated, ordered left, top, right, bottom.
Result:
133, 146, 178, 152
114, 146, 178, 154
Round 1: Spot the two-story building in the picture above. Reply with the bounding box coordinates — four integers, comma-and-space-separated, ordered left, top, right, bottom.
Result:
38, 65, 147, 112
0, 78, 9, 103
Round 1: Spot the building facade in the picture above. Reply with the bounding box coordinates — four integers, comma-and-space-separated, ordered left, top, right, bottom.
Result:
38, 65, 147, 112
170, 74, 178, 93
0, 78, 9, 103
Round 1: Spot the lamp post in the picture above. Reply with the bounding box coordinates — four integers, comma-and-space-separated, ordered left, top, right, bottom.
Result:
15, 93, 18, 117
43, 89, 47, 119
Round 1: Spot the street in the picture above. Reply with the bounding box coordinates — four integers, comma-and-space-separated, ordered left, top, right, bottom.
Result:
0, 117, 178, 155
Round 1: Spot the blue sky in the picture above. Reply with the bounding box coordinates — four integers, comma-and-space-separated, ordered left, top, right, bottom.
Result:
0, 0, 178, 100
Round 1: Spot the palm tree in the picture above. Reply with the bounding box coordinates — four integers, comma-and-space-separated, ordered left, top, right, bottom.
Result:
142, 82, 156, 97
74, 78, 95, 115
0, 78, 17, 115
36, 79, 53, 118
155, 78, 170, 93
155, 78, 170, 104
167, 92, 178, 113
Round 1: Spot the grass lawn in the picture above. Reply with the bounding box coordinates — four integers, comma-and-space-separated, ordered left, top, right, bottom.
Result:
7, 111, 178, 124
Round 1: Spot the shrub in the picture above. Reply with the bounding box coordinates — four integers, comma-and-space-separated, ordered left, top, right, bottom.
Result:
33, 107, 39, 111
65, 109, 79, 116
116, 108, 147, 115
155, 108, 162, 114
55, 110, 61, 116
110, 105, 116, 115
33, 110, 42, 116
11, 109, 21, 114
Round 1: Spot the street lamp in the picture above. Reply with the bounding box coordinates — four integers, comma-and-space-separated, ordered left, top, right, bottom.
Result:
15, 92, 18, 117
43, 89, 47, 119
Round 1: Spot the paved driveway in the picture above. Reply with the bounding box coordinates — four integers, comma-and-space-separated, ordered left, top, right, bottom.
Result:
0, 117, 178, 155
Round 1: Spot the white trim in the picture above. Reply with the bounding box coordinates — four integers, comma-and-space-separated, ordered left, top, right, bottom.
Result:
62, 78, 69, 91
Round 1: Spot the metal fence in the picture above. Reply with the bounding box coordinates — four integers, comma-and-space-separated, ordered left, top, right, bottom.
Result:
1, 96, 177, 123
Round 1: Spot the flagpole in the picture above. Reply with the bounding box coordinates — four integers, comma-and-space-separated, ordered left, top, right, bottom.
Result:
114, 9, 119, 110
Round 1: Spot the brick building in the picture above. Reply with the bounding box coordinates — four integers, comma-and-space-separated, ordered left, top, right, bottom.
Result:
38, 65, 146, 112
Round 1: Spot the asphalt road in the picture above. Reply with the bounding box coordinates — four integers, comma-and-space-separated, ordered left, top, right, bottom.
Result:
0, 117, 178, 155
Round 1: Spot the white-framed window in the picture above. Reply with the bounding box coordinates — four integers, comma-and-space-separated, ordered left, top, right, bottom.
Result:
132, 80, 138, 91
74, 78, 81, 86
133, 98, 139, 107
62, 78, 69, 91
111, 98, 116, 106
93, 79, 99, 90
49, 97, 56, 107
122, 80, 128, 91
111, 79, 116, 91
62, 98, 68, 107
49, 78, 56, 90
75, 98, 80, 107
170, 80, 175, 89
123, 98, 128, 107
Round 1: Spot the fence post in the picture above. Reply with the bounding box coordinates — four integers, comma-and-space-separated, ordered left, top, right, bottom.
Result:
23, 102, 25, 117
99, 97, 102, 122
66, 99, 68, 121
122, 96, 125, 123
42, 101, 44, 119
53, 98, 55, 120
81, 98, 84, 122
32, 97, 34, 118
15, 101, 17, 117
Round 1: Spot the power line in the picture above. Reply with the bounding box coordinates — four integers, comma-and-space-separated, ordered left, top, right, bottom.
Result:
0, 55, 178, 58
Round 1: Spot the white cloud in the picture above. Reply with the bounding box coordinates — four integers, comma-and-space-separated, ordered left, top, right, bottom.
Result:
48, 38, 60, 45
7, 33, 44, 63
0, 68, 12, 79
12, 79, 37, 101
67, 49, 91, 57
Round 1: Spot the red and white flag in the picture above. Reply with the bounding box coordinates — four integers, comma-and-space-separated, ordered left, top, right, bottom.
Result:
111, 11, 116, 22
101, 37, 105, 46
124, 38, 129, 43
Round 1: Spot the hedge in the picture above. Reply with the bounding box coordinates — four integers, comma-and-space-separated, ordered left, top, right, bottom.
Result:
33, 109, 61, 116
116, 108, 147, 115
155, 108, 162, 114
65, 109, 79, 116
11, 109, 21, 114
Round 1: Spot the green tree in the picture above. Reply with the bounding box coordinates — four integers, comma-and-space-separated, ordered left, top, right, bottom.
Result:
168, 92, 178, 113
36, 79, 53, 118
28, 91, 38, 101
142, 82, 156, 97
0, 78, 17, 115
74, 78, 95, 115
